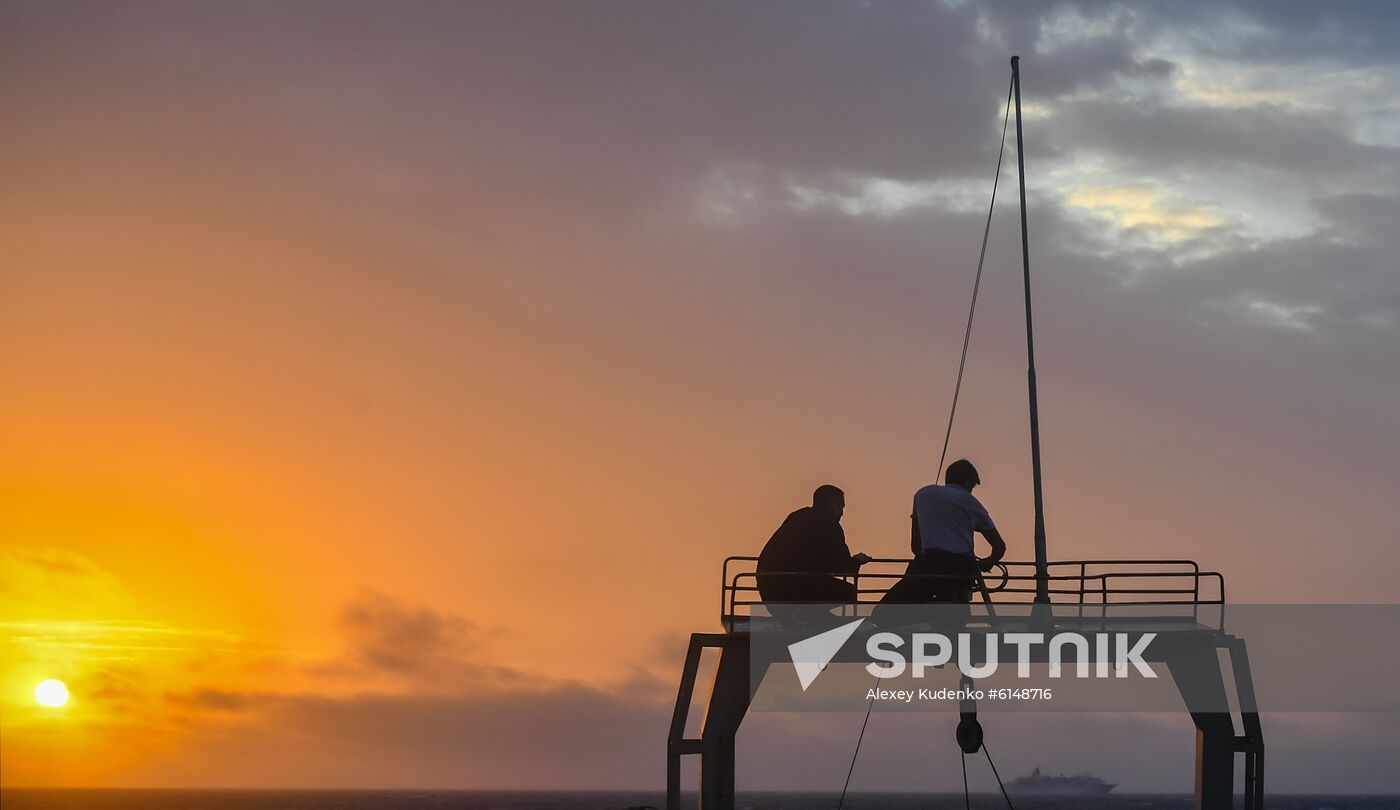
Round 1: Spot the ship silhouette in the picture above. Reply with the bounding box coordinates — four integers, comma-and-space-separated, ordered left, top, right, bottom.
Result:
1004, 767, 1116, 796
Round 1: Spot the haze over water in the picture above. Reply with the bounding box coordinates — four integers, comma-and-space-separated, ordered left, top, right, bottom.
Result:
5, 793, 1400, 810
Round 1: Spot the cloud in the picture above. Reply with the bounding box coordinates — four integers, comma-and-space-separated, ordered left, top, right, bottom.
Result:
130, 684, 665, 788
126, 683, 1400, 793
1152, 1, 1400, 64
149, 590, 682, 788
0, 546, 130, 620
1046, 98, 1399, 180
1065, 184, 1226, 245
165, 688, 254, 712
304, 589, 525, 693
140, 601, 1400, 792
337, 589, 478, 674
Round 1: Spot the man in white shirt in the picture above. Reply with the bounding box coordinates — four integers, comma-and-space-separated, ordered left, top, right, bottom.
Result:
880, 459, 1007, 604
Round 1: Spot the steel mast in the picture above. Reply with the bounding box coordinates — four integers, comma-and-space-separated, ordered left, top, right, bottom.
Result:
1011, 55, 1050, 605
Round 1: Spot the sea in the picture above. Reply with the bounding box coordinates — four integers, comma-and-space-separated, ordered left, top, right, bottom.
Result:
2, 791, 1396, 810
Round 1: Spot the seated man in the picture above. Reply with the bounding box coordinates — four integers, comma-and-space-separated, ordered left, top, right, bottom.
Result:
880, 459, 1006, 605
757, 484, 870, 603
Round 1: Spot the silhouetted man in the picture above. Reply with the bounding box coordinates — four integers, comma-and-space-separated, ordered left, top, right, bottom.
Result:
757, 485, 871, 603
880, 459, 1007, 605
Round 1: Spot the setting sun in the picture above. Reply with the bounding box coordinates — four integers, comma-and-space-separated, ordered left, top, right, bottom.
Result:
34, 679, 69, 708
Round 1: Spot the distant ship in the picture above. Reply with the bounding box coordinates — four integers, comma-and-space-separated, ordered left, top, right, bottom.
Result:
1004, 767, 1116, 795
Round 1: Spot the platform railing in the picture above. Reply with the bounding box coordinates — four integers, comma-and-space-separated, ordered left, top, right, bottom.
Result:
721, 556, 1224, 627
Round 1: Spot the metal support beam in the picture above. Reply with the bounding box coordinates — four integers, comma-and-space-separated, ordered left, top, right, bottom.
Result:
667, 634, 727, 810
1165, 641, 1236, 810
699, 638, 751, 810
1189, 712, 1237, 810
667, 634, 752, 810
1228, 640, 1266, 810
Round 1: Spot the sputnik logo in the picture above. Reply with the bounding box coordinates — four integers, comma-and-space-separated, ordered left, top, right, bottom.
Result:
787, 620, 1159, 690
787, 618, 865, 691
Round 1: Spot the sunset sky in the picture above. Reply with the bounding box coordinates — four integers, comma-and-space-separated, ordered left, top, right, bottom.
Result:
3, 0, 1399, 795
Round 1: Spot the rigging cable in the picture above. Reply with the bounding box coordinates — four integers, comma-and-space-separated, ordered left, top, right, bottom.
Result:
835, 74, 1015, 810
959, 744, 1017, 810
835, 683, 876, 809
936, 75, 1016, 478
961, 748, 971, 810
982, 740, 1016, 809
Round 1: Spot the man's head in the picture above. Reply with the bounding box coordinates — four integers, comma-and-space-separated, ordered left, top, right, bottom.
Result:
945, 459, 980, 491
812, 484, 845, 520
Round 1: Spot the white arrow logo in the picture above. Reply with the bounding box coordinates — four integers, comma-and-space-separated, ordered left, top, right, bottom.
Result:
787, 618, 866, 691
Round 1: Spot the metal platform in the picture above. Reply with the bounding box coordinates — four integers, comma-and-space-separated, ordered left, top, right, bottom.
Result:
668, 557, 1263, 810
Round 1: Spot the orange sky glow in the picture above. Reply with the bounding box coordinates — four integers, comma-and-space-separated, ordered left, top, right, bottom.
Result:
4, 1, 1400, 795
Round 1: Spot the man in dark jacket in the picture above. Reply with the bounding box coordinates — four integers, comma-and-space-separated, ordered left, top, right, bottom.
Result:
757, 485, 870, 603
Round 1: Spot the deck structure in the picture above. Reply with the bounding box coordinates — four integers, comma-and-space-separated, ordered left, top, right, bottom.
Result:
667, 558, 1263, 810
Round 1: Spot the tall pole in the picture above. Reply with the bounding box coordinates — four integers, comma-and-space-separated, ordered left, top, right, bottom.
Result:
1011, 55, 1050, 605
